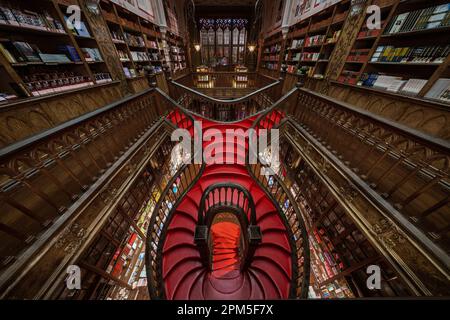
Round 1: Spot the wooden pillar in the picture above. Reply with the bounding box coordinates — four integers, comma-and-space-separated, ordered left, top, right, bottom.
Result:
79, 0, 130, 96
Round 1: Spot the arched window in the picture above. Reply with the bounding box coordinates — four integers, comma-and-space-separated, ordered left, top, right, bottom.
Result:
216, 28, 224, 57
200, 27, 209, 64
198, 18, 248, 66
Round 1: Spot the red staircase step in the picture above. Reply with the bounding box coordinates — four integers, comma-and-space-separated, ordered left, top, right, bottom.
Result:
161, 112, 292, 300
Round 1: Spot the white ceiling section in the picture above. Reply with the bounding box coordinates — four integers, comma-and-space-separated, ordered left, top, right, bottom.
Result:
110, 0, 157, 22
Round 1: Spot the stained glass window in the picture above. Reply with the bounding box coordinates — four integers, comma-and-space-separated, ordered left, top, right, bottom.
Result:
197, 18, 248, 65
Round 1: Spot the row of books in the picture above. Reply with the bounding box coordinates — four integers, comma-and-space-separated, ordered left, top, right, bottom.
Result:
0, 4, 65, 33
21, 71, 93, 97
65, 17, 91, 38
264, 62, 279, 70
304, 34, 326, 47
0, 41, 88, 64
94, 73, 113, 84
326, 30, 341, 44
124, 32, 145, 48
361, 73, 428, 97
424, 78, 450, 103
290, 39, 305, 50
385, 3, 450, 34
131, 51, 151, 62
371, 45, 449, 64
123, 67, 139, 79
264, 44, 281, 54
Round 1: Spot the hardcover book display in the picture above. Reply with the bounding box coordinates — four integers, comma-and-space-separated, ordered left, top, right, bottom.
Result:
0, 0, 448, 313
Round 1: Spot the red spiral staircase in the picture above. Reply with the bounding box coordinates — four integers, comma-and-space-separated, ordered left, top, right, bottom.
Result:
156, 110, 299, 300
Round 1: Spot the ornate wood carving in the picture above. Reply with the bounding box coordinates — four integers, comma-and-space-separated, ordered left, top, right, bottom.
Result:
304, 79, 450, 140
79, 0, 130, 95
281, 121, 450, 296
326, 6, 369, 81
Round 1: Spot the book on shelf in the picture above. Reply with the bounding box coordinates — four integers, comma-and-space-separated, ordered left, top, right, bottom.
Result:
7, 41, 42, 62
58, 45, 81, 62
347, 48, 370, 62
81, 48, 102, 62
22, 72, 93, 97
291, 39, 304, 49
0, 6, 19, 26
327, 30, 341, 43
0, 91, 17, 102
64, 17, 92, 37
0, 5, 65, 33
399, 78, 428, 96
385, 4, 450, 34
425, 78, 450, 103
388, 12, 409, 34
370, 45, 449, 64
38, 53, 71, 63
75, 21, 91, 38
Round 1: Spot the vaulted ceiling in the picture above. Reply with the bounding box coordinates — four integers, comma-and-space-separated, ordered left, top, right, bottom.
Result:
193, 0, 257, 6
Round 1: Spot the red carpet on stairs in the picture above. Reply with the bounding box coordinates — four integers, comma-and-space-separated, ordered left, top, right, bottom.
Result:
211, 222, 241, 277
162, 111, 292, 300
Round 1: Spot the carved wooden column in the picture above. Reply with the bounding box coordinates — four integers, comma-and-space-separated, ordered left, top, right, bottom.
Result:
78, 0, 131, 96
325, 1, 370, 82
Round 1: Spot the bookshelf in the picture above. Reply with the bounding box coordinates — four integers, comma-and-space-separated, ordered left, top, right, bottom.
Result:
260, 31, 283, 78
100, 0, 164, 82
0, 0, 114, 104
195, 65, 211, 88
165, 31, 188, 77
282, 0, 349, 79
338, 0, 450, 104
234, 65, 249, 88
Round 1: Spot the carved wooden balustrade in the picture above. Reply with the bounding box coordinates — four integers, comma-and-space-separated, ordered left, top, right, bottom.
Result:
245, 89, 311, 299
168, 75, 283, 122
281, 88, 450, 257
247, 85, 450, 294
0, 88, 189, 274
